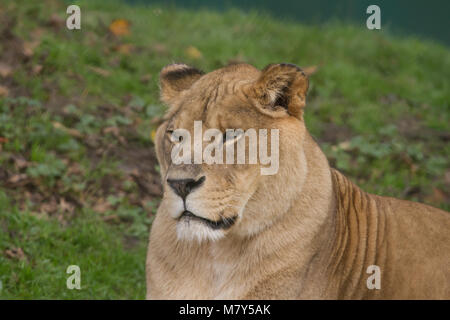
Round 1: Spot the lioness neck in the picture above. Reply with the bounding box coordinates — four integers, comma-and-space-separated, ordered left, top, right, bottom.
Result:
209, 132, 338, 299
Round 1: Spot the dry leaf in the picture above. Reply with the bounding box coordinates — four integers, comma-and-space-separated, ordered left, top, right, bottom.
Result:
114, 43, 134, 55
0, 137, 9, 144
185, 45, 202, 59
0, 85, 9, 97
0, 63, 13, 77
52, 121, 83, 138
7, 173, 28, 184
59, 198, 75, 214
23, 40, 40, 57
40, 199, 58, 214
32, 64, 43, 75
5, 247, 26, 261
93, 199, 111, 214
88, 66, 110, 77
103, 126, 120, 135
109, 19, 131, 36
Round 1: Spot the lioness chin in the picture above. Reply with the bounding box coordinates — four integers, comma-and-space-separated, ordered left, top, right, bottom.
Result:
146, 62, 449, 299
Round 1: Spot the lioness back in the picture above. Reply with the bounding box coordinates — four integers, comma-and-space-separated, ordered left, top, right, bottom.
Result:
330, 169, 450, 299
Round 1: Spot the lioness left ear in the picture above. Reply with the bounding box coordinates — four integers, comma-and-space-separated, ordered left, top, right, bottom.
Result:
159, 63, 204, 105
254, 63, 309, 119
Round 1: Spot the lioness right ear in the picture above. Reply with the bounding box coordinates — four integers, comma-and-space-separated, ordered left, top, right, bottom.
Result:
159, 63, 204, 105
254, 63, 309, 119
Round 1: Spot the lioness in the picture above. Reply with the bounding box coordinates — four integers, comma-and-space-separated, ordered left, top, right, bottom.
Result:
146, 63, 449, 299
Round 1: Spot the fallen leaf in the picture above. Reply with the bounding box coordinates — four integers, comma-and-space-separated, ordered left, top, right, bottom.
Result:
93, 199, 111, 214
88, 66, 110, 77
40, 199, 58, 214
103, 126, 120, 135
0, 63, 13, 77
0, 137, 9, 144
11, 155, 29, 170
59, 198, 75, 214
0, 85, 9, 97
52, 121, 83, 138
23, 40, 40, 57
32, 64, 43, 75
185, 45, 202, 59
7, 173, 28, 184
109, 19, 131, 36
5, 247, 26, 261
114, 43, 134, 55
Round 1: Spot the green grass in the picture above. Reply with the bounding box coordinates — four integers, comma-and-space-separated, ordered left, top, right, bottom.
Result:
0, 0, 448, 299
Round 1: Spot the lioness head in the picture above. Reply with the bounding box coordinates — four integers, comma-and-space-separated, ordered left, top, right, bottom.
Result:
155, 63, 310, 242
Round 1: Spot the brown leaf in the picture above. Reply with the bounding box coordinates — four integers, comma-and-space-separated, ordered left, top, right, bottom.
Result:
0, 137, 9, 144
5, 247, 26, 261
23, 40, 40, 57
114, 43, 134, 55
109, 19, 131, 36
59, 198, 75, 214
7, 173, 28, 184
93, 199, 111, 214
88, 66, 110, 77
0, 62, 13, 77
0, 85, 9, 97
32, 64, 43, 75
40, 199, 58, 214
103, 126, 120, 135
11, 155, 30, 170
52, 121, 83, 138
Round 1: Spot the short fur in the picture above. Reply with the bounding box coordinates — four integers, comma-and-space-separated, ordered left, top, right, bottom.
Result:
146, 63, 450, 299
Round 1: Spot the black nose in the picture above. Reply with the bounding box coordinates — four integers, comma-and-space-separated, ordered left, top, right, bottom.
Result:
167, 176, 205, 199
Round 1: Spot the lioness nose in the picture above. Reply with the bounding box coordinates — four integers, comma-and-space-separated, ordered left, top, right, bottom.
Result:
167, 176, 205, 199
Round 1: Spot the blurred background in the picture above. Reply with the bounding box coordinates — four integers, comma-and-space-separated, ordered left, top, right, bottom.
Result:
0, 0, 448, 299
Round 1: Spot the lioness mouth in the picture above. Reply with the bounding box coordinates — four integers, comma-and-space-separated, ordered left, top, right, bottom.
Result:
179, 211, 237, 230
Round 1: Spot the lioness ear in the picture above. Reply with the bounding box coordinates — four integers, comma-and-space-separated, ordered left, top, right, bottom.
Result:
159, 63, 204, 105
254, 63, 309, 119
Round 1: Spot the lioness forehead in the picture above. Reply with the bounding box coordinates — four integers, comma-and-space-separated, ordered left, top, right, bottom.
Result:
167, 64, 262, 127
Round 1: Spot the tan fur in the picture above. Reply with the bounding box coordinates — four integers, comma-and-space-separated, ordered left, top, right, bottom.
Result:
146, 63, 450, 299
